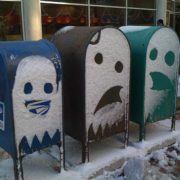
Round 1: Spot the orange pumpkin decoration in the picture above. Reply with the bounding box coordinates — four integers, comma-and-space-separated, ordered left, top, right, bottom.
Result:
56, 16, 62, 24
42, 15, 53, 25
62, 15, 72, 25
80, 16, 86, 25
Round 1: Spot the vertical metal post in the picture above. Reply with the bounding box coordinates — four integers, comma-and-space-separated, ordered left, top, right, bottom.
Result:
173, 0, 176, 29
156, 0, 167, 25
88, 0, 91, 27
125, 0, 128, 25
124, 99, 129, 147
21, 0, 42, 40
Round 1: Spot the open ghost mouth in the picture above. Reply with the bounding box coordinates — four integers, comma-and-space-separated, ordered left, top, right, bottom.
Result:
94, 86, 122, 114
150, 72, 173, 91
25, 100, 51, 115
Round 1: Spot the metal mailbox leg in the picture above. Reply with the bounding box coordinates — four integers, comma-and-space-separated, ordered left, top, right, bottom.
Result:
171, 115, 176, 131
82, 141, 89, 163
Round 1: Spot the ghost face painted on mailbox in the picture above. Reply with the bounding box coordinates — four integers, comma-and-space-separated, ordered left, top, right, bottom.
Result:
144, 28, 179, 122
86, 28, 130, 136
13, 56, 62, 152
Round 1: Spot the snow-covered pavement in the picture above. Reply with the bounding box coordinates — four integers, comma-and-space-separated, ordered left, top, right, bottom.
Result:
0, 119, 180, 180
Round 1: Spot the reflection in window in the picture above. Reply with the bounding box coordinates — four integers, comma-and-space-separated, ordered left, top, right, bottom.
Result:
90, 7, 125, 26
176, 2, 180, 12
41, 4, 88, 39
167, 0, 174, 11
90, 0, 125, 6
128, 10, 155, 25
0, 2, 22, 41
128, 0, 155, 9
166, 12, 174, 28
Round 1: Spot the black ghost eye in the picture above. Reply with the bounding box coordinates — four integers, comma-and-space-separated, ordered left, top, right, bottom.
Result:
44, 83, 53, 94
24, 82, 33, 94
115, 61, 123, 73
94, 53, 103, 64
165, 51, 175, 66
149, 48, 158, 61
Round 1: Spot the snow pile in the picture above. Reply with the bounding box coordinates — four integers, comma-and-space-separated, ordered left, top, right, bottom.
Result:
94, 142, 180, 180
123, 157, 147, 180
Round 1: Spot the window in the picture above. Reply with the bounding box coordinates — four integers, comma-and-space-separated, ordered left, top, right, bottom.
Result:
41, 0, 88, 4
90, 0, 125, 6
90, 7, 125, 26
176, 2, 180, 12
41, 4, 88, 39
128, 9, 155, 25
167, 0, 174, 11
41, 0, 157, 39
0, 1, 22, 41
128, 0, 155, 9
175, 14, 180, 38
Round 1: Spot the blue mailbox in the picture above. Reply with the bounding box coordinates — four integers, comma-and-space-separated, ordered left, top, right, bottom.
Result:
0, 40, 62, 180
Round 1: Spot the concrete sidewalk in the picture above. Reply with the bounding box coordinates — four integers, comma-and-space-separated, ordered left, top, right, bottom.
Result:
63, 119, 180, 179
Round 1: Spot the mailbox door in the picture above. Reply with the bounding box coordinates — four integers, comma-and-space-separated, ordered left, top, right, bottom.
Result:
85, 28, 130, 141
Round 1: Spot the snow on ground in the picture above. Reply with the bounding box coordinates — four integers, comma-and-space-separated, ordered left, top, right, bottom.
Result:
0, 119, 180, 180
96, 142, 180, 180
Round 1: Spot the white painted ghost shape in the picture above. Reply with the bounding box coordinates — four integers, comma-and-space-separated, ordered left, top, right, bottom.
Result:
85, 28, 130, 134
144, 28, 180, 121
13, 56, 62, 149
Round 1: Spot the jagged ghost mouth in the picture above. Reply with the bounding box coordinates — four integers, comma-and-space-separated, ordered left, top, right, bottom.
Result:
25, 100, 51, 115
150, 72, 172, 91
94, 86, 122, 114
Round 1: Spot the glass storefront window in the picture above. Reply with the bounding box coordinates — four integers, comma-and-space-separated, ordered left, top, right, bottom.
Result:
0, 2, 22, 41
41, 4, 88, 39
41, 0, 88, 4
167, 0, 174, 11
90, 7, 125, 26
127, 9, 155, 25
166, 11, 174, 28
90, 0, 125, 6
175, 14, 180, 38
128, 0, 155, 9
176, 2, 180, 12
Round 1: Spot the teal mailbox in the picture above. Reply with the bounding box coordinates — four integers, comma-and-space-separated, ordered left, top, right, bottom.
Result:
120, 26, 180, 141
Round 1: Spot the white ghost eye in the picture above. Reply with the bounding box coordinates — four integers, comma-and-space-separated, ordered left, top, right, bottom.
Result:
115, 61, 123, 73
165, 51, 175, 66
94, 53, 103, 64
24, 82, 33, 94
149, 48, 158, 61
44, 83, 53, 94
